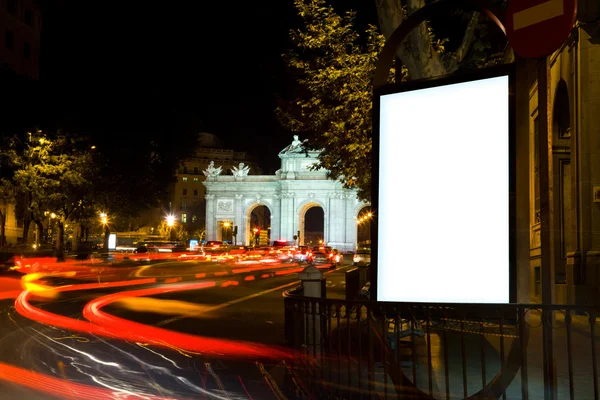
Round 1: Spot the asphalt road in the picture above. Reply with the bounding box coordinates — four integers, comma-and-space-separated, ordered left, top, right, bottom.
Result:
0, 257, 350, 399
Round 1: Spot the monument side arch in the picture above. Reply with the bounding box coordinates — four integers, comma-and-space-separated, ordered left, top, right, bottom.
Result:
296, 198, 328, 246
243, 199, 275, 246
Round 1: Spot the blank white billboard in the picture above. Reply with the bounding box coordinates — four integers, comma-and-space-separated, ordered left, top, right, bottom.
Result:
108, 233, 117, 250
377, 75, 510, 303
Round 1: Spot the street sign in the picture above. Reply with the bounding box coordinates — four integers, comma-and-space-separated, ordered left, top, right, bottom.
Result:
505, 0, 577, 59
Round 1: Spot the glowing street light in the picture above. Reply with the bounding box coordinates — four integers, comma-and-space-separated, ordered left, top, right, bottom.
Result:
223, 222, 231, 228
166, 215, 175, 227
50, 213, 56, 219
100, 212, 108, 225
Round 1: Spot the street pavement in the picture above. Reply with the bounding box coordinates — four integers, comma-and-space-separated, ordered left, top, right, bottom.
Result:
0, 257, 353, 399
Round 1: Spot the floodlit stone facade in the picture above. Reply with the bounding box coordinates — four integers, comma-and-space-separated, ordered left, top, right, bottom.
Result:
203, 136, 369, 251
514, 3, 600, 304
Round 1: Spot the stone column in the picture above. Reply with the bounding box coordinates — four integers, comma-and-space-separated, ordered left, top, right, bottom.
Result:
234, 194, 243, 245
271, 195, 281, 243
327, 192, 347, 249
280, 192, 295, 241
205, 194, 216, 241
346, 199, 360, 252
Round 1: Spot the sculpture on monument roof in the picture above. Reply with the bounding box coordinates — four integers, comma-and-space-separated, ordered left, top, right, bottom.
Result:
231, 162, 250, 177
203, 161, 222, 177
279, 135, 306, 154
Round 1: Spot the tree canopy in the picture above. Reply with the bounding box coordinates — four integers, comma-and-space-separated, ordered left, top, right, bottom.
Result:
277, 0, 397, 201
278, 0, 506, 201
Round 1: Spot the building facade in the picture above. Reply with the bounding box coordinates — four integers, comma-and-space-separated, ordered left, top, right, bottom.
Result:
0, 0, 42, 246
203, 136, 370, 252
514, 2, 600, 304
169, 133, 261, 236
0, 0, 41, 79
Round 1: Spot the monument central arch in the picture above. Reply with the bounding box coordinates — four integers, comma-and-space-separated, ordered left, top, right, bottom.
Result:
203, 136, 369, 252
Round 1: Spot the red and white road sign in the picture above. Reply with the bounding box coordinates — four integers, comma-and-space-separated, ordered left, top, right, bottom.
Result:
505, 0, 577, 59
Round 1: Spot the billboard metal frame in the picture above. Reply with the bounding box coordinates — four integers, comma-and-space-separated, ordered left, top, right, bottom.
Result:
370, 63, 517, 303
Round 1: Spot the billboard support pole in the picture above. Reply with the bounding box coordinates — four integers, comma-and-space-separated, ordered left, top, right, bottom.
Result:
537, 55, 556, 400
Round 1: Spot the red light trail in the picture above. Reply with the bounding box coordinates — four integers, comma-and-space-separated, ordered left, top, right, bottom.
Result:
14, 278, 294, 360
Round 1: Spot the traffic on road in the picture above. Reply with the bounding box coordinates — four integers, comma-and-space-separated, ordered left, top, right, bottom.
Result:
0, 245, 352, 399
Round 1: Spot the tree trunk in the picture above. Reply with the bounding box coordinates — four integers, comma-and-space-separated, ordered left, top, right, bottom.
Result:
55, 221, 65, 261
34, 220, 44, 245
375, 0, 479, 79
103, 225, 110, 254
0, 212, 5, 249
72, 223, 80, 252
22, 214, 32, 245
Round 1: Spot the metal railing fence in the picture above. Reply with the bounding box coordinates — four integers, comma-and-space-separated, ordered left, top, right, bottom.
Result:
283, 291, 600, 400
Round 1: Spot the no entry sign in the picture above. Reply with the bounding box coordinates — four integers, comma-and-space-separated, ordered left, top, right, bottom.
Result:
505, 0, 577, 59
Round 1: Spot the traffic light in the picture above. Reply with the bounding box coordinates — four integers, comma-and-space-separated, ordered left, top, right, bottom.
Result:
233, 225, 238, 236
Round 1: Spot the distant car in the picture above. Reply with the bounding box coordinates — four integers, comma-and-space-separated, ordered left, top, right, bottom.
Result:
330, 249, 342, 265
311, 251, 329, 265
353, 249, 371, 266
293, 247, 311, 262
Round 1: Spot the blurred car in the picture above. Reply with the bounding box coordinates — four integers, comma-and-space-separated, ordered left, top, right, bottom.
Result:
311, 251, 329, 265
131, 246, 162, 262
353, 249, 371, 266
293, 246, 312, 262
274, 247, 294, 262
329, 249, 342, 265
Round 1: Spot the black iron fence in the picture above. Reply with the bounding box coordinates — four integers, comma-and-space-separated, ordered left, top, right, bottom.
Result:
283, 291, 600, 399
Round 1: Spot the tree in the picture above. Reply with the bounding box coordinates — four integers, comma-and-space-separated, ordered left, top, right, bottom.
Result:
278, 0, 505, 201
0, 178, 14, 249
278, 0, 397, 201
9, 131, 96, 260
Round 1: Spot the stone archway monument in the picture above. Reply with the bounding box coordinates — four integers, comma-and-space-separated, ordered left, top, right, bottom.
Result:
203, 136, 368, 252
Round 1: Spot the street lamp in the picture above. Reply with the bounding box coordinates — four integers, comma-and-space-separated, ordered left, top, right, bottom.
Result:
166, 215, 176, 241
166, 215, 175, 227
100, 212, 108, 226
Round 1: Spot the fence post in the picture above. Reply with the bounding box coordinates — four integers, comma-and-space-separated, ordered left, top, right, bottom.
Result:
299, 265, 325, 359
346, 267, 360, 300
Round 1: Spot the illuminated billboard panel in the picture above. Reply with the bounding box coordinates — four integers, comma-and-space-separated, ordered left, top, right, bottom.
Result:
108, 233, 117, 250
374, 69, 513, 304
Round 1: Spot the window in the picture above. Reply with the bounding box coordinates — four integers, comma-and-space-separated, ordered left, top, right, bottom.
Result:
23, 42, 30, 59
183, 188, 187, 195
534, 117, 540, 224
194, 167, 198, 174
183, 166, 188, 173
193, 177, 198, 183
193, 189, 198, 196
192, 215, 197, 223
182, 177, 187, 183
181, 213, 187, 223
24, 9, 33, 26
181, 199, 187, 209
5, 31, 14, 50
6, 0, 17, 15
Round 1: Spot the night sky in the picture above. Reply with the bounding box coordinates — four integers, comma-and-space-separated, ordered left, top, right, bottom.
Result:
39, 0, 379, 174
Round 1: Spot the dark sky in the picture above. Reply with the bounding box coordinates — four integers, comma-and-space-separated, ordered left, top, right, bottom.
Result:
39, 0, 379, 174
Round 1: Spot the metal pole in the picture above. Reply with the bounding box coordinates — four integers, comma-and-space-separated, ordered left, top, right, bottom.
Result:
538, 55, 555, 400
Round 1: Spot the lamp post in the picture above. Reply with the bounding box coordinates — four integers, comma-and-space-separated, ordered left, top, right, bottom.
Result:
166, 215, 175, 241
100, 212, 110, 253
